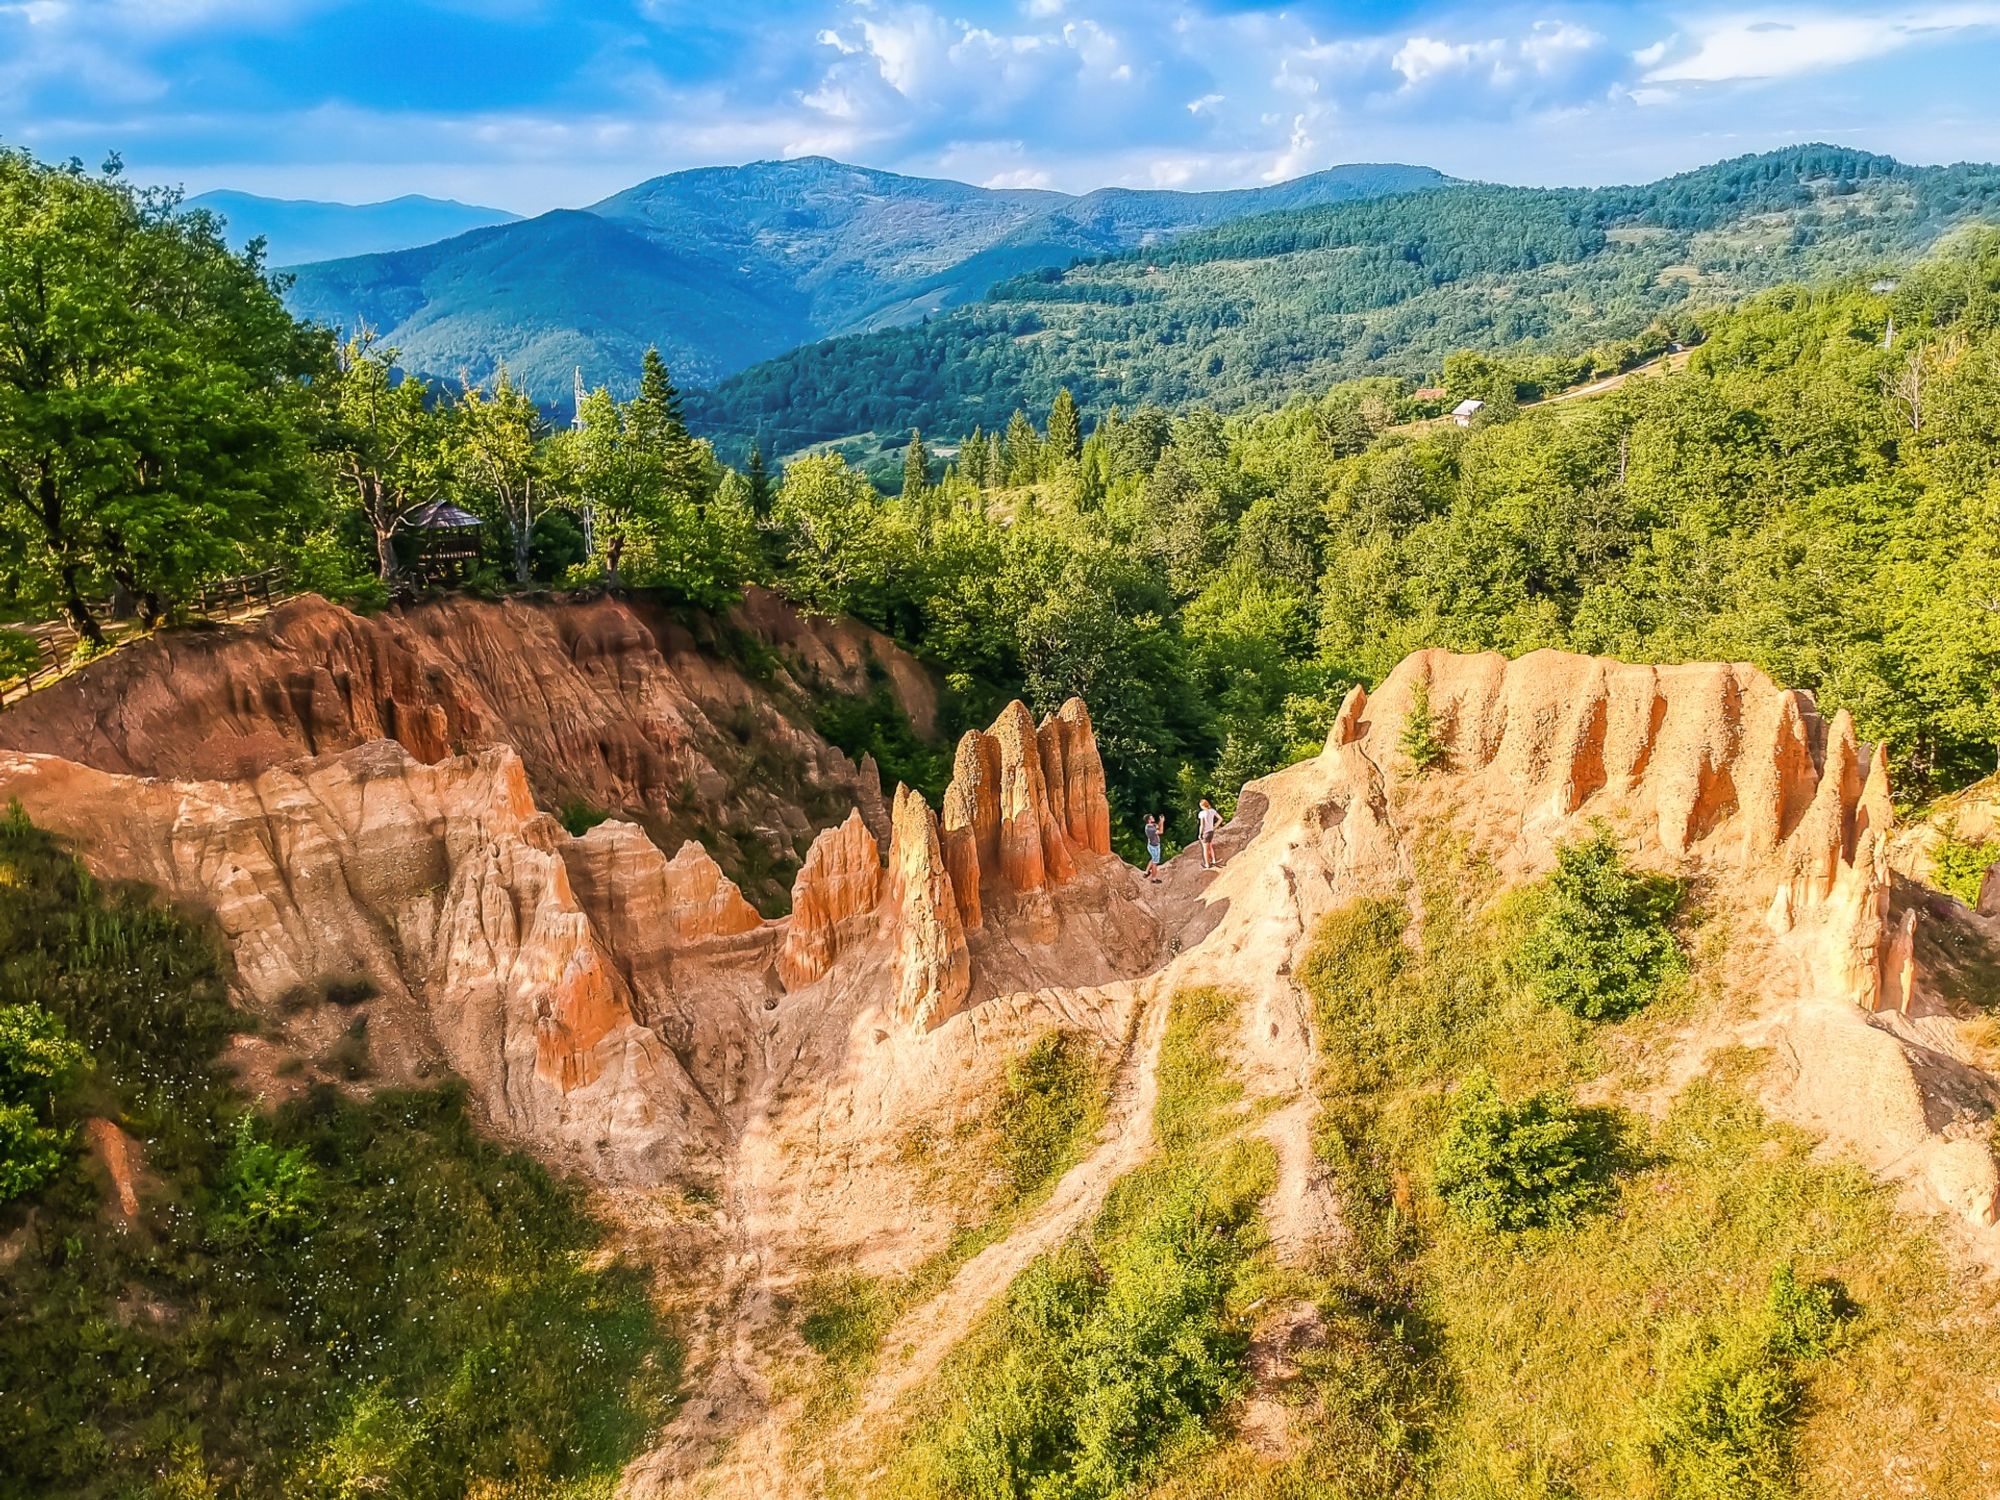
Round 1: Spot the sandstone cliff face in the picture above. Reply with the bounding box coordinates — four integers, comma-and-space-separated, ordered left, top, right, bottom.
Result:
779, 810, 882, 991
0, 590, 925, 906
0, 742, 717, 1182
1188, 646, 1995, 1238
1358, 649, 1912, 1013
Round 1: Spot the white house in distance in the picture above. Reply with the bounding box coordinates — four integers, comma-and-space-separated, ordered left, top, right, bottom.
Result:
1451, 398, 1484, 427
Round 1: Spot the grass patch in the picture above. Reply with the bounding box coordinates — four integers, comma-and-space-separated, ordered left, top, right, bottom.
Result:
0, 808, 680, 1498
784, 1025, 1115, 1453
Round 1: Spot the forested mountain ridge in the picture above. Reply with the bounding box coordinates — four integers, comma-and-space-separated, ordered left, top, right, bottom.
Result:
280, 156, 1448, 406
691, 144, 2000, 455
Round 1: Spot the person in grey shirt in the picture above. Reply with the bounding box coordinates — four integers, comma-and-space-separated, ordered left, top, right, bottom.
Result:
1197, 798, 1223, 869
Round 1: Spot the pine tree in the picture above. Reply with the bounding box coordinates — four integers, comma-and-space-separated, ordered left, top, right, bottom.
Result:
1004, 408, 1041, 487
987, 430, 1005, 485
902, 428, 931, 498
962, 425, 988, 487
1047, 387, 1081, 464
634, 346, 706, 510
745, 439, 773, 518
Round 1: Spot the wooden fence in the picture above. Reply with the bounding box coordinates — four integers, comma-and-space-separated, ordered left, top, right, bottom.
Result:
1, 567, 292, 705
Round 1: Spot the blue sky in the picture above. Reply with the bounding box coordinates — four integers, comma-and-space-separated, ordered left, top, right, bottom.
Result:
4, 0, 2000, 210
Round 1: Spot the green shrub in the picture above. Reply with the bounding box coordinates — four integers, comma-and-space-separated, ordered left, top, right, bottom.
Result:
0, 1099, 65, 1201
0, 1002, 85, 1106
1651, 1261, 1852, 1499
1931, 826, 2000, 907
0, 627, 40, 681
1653, 1347, 1798, 1500
1518, 826, 1686, 1020
1762, 1262, 1844, 1362
557, 797, 612, 837
213, 1111, 319, 1244
1431, 1070, 1616, 1231
812, 674, 950, 805
1398, 680, 1448, 774
929, 1176, 1255, 1500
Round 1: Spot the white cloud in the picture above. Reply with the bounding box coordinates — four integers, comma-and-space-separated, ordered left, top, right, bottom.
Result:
1646, 4, 2000, 84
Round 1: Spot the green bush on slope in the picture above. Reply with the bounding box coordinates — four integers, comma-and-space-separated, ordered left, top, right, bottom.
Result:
891, 988, 1271, 1500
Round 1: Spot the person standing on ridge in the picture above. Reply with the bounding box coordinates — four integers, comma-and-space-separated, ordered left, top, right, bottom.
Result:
1142, 812, 1164, 882
1197, 798, 1223, 870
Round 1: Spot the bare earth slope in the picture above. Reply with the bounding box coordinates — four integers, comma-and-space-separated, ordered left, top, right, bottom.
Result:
2, 613, 1994, 1495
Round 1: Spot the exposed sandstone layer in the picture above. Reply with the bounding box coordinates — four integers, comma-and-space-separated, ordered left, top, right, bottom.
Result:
0, 590, 925, 903
779, 811, 881, 991
886, 786, 972, 1032
0, 742, 718, 1183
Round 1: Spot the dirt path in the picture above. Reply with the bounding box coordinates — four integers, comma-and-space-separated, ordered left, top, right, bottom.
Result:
790, 982, 1170, 1490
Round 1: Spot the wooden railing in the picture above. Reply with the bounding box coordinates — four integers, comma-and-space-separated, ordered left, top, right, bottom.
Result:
1, 567, 293, 706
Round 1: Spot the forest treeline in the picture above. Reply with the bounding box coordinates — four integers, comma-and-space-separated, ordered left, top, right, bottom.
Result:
690, 145, 2000, 455
3, 142, 1998, 842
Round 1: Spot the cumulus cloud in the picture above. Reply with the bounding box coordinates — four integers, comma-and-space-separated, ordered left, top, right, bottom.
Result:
1645, 3, 2000, 84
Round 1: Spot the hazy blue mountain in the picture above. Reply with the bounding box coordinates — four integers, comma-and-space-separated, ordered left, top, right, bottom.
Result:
186, 190, 519, 267
279, 157, 1450, 406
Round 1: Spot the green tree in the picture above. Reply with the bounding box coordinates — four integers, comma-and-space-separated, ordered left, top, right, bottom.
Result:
1432, 1071, 1615, 1232
771, 453, 891, 619
1399, 680, 1449, 773
960, 424, 989, 487
1519, 827, 1686, 1021
1047, 387, 1082, 464
634, 346, 707, 511
1004, 408, 1042, 486
322, 331, 447, 582
561, 385, 655, 586
452, 366, 550, 587
901, 428, 932, 498
0, 149, 325, 637
744, 439, 774, 518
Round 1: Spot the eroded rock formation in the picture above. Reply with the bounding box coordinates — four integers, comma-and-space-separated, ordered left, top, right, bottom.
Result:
887, 786, 971, 1032
780, 810, 882, 991
0, 742, 715, 1182
0, 590, 921, 906
939, 697, 1113, 920
1361, 649, 1909, 1012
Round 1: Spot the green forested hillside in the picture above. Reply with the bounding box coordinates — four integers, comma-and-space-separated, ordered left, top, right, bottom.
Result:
735, 227, 2000, 843
283, 157, 1448, 405
693, 146, 2000, 454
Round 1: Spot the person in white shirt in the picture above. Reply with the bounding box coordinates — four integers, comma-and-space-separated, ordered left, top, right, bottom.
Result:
1196, 798, 1223, 870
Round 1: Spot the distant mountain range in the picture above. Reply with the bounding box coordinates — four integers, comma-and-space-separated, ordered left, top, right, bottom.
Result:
187, 190, 519, 267
692, 145, 2000, 456
276, 157, 1452, 406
